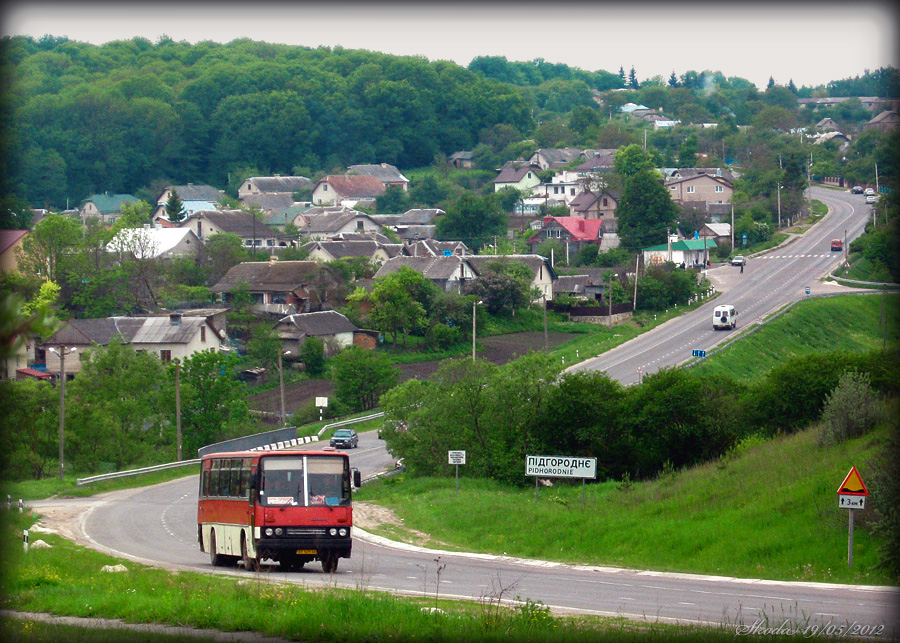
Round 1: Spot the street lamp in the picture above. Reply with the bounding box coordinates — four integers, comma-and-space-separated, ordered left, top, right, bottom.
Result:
48, 345, 77, 480
278, 350, 291, 426
471, 300, 483, 362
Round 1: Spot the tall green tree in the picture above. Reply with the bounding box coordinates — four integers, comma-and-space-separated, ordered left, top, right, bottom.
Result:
435, 192, 507, 250
16, 213, 81, 282
178, 349, 251, 457
165, 189, 186, 223
332, 346, 399, 413
0, 378, 58, 479
67, 338, 168, 471
616, 168, 680, 250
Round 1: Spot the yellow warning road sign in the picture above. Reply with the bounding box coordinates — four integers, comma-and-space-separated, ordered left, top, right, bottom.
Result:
837, 466, 868, 496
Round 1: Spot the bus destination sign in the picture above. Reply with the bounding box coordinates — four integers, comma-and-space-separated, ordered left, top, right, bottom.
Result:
526, 455, 596, 479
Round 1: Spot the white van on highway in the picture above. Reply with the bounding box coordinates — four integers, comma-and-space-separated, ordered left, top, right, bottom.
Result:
713, 305, 737, 330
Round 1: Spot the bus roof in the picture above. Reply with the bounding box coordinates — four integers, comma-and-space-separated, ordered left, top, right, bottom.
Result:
200, 449, 350, 461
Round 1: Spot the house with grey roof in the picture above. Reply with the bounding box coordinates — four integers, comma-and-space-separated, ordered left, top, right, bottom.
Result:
493, 161, 542, 192
863, 110, 900, 133
80, 193, 140, 226
40, 313, 223, 377
239, 193, 296, 215
238, 175, 312, 199
465, 255, 557, 301
158, 184, 225, 204
210, 260, 337, 316
529, 148, 584, 170
299, 210, 382, 240
301, 240, 392, 265
347, 163, 409, 191
449, 151, 474, 168
403, 239, 469, 258
273, 311, 362, 356
373, 255, 479, 293
180, 210, 284, 249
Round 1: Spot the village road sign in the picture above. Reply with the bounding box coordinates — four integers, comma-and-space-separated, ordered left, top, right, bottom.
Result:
692, 349, 707, 358
315, 397, 328, 407
526, 455, 596, 479
448, 450, 466, 465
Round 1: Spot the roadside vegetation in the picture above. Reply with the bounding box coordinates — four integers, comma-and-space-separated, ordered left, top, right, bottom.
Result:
834, 189, 900, 284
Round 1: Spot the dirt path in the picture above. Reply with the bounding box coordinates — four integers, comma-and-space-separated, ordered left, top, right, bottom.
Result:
248, 331, 578, 414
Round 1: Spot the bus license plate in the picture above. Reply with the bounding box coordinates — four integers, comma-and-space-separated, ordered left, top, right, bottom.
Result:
296, 549, 317, 555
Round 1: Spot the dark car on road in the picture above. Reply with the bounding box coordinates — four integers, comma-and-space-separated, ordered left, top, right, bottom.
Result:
330, 429, 359, 449
851, 186, 864, 194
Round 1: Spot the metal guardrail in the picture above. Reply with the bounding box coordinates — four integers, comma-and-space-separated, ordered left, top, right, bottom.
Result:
316, 412, 385, 438
76, 459, 201, 486
76, 412, 388, 486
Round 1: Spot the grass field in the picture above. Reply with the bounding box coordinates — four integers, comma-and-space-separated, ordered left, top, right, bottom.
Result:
689, 293, 899, 381
357, 422, 894, 585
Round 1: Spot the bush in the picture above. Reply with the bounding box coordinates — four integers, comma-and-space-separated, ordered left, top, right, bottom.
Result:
816, 369, 883, 446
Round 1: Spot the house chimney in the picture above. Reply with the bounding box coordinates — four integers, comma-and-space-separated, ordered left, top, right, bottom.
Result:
169, 312, 182, 326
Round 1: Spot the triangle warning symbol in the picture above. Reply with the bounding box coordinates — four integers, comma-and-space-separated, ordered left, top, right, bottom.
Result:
837, 466, 868, 496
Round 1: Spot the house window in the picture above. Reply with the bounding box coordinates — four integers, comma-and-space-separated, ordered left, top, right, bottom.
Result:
670, 185, 677, 190
160, 350, 172, 362
266, 239, 275, 246
602, 198, 608, 206
200, 326, 206, 342
271, 293, 287, 304
245, 240, 253, 246
687, 186, 695, 194
357, 220, 365, 230
323, 184, 328, 191
715, 185, 723, 192
527, 172, 532, 179
553, 186, 560, 194
570, 188, 575, 195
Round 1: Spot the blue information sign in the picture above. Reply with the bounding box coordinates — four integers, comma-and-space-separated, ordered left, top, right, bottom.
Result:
692, 349, 707, 358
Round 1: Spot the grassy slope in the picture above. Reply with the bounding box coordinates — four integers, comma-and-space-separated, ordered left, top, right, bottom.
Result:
358, 293, 900, 585
690, 293, 899, 381
358, 423, 892, 585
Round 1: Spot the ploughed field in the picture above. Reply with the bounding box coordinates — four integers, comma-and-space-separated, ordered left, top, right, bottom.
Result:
248, 331, 579, 414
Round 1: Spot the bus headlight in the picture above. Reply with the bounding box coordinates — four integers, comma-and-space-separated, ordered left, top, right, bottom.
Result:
265, 528, 273, 536
338, 528, 347, 537
329, 528, 337, 536
275, 528, 283, 536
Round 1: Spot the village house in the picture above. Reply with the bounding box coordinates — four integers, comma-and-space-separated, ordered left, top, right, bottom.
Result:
815, 117, 840, 131
299, 210, 382, 240
180, 210, 284, 248
527, 216, 604, 262
80, 193, 140, 226
862, 110, 900, 133
493, 161, 542, 192
311, 174, 387, 206
373, 255, 479, 294
0, 229, 28, 273
152, 184, 225, 224
40, 313, 224, 377
273, 310, 372, 357
301, 239, 393, 265
210, 260, 338, 316
665, 172, 733, 212
449, 151, 474, 168
238, 175, 312, 199
465, 254, 557, 302
347, 163, 409, 191
528, 148, 583, 170
643, 238, 717, 268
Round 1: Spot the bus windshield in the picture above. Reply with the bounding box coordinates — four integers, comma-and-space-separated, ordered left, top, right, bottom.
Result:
259, 455, 350, 507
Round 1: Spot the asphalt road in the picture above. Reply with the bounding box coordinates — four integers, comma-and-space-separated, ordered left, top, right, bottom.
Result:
66, 188, 898, 635
569, 186, 872, 384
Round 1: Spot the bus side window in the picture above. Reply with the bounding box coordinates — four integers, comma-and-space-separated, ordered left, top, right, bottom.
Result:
199, 467, 208, 498
210, 460, 220, 497
237, 459, 250, 498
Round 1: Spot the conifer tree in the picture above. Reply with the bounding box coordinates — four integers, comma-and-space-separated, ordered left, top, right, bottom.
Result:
165, 189, 186, 223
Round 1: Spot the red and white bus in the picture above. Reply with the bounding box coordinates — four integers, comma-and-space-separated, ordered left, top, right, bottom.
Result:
198, 450, 361, 573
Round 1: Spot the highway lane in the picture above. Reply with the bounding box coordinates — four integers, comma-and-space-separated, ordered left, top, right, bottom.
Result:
569, 187, 871, 384
72, 188, 897, 634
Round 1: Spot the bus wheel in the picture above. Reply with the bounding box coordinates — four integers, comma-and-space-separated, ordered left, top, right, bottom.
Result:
241, 534, 259, 572
321, 555, 338, 574
209, 530, 222, 567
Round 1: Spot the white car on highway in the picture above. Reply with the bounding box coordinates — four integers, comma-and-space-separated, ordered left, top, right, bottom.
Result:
712, 304, 737, 330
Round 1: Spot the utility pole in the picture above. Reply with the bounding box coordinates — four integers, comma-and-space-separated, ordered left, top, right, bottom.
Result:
277, 350, 286, 426
175, 361, 182, 461
777, 154, 782, 228
632, 253, 639, 309
730, 203, 735, 250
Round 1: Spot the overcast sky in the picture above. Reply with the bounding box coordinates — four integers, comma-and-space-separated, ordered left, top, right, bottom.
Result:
2, 1, 898, 90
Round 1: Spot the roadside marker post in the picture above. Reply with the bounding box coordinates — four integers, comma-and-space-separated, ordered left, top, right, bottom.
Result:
448, 450, 466, 495
837, 466, 869, 568
805, 286, 810, 296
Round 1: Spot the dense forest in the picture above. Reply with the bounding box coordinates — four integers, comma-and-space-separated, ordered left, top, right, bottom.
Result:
0, 35, 898, 212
